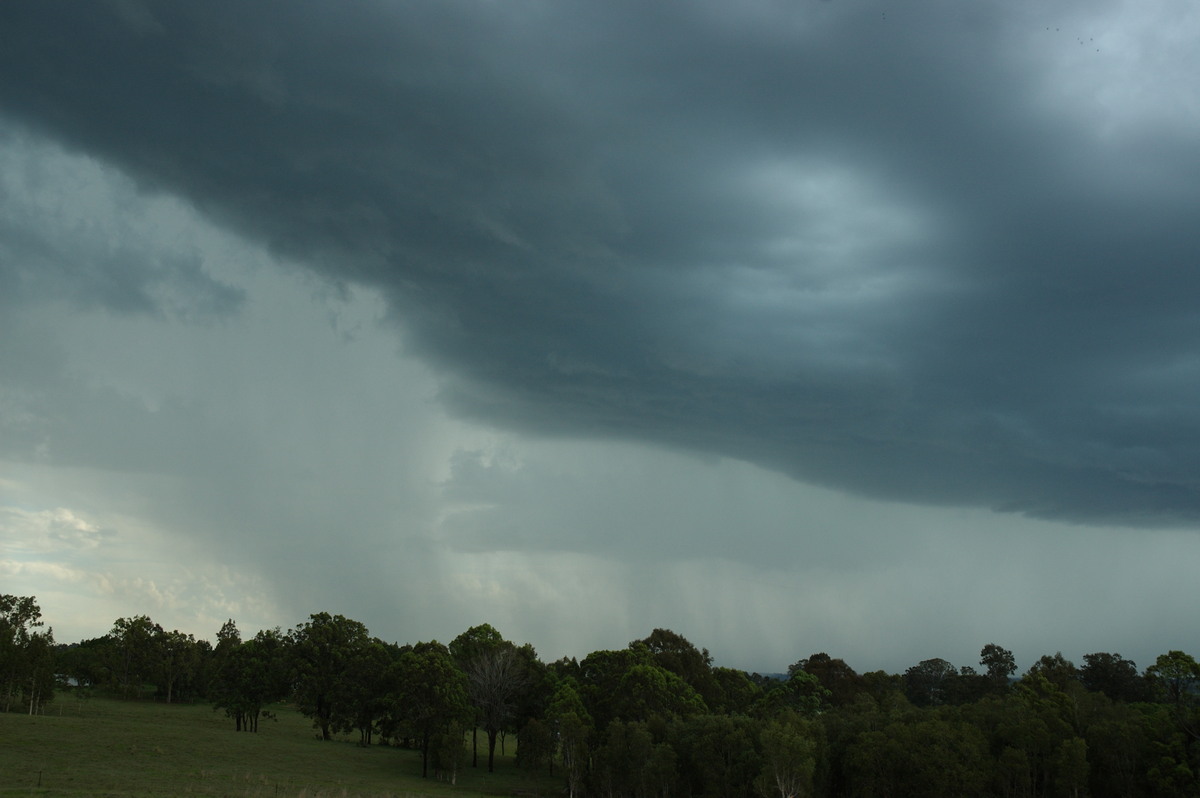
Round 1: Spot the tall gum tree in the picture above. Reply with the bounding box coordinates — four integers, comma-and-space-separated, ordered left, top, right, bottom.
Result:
288, 612, 370, 741
0, 595, 48, 712
388, 641, 469, 778
468, 644, 530, 772
450, 623, 506, 767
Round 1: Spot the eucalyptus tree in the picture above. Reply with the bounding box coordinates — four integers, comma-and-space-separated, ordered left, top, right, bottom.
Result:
154, 628, 207, 703
20, 625, 55, 714
211, 628, 290, 731
450, 623, 506, 766
468, 644, 531, 771
790, 652, 864, 707
756, 669, 830, 718
545, 679, 592, 798
593, 720, 676, 798
756, 711, 820, 798
637, 628, 720, 709
1025, 652, 1081, 691
386, 641, 470, 778
288, 612, 371, 740
1080, 652, 1144, 703
709, 666, 762, 715
579, 645, 706, 730
903, 657, 958, 707
332, 637, 396, 745
1145, 650, 1200, 746
109, 615, 160, 698
979, 643, 1017, 694
0, 594, 53, 712
672, 713, 762, 798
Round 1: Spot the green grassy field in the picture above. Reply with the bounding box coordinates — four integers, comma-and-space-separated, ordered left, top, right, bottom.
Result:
0, 693, 559, 798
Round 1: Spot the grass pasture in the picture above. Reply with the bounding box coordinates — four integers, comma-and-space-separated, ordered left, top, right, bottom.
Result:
0, 694, 558, 798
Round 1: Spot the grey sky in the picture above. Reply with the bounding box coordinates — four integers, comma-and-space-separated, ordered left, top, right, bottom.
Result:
2, 0, 1199, 674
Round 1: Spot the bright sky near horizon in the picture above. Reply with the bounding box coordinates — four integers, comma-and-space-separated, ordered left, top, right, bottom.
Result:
2, 0, 1200, 675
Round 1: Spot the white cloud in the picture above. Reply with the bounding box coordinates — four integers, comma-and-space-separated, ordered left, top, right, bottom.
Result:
0, 505, 108, 553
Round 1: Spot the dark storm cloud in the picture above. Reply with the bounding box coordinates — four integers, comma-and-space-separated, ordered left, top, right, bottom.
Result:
4, 0, 1200, 524
0, 123, 244, 319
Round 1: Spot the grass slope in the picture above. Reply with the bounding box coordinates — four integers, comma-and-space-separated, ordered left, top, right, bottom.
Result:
0, 694, 558, 798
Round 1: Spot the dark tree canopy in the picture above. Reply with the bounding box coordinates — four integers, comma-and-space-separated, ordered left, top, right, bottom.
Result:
1025, 652, 1080, 691
979, 643, 1017, 687
1080, 652, 1144, 703
635, 628, 719, 708
387, 641, 470, 778
20, 605, 1200, 798
288, 612, 371, 741
904, 658, 958, 707
791, 652, 864, 707
0, 595, 54, 714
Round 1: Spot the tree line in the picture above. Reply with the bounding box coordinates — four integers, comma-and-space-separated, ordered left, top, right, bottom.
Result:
4, 593, 1199, 797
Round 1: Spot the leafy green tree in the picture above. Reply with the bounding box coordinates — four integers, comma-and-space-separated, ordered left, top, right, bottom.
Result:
153, 628, 206, 703
980, 643, 1017, 694
1081, 696, 1150, 798
903, 657, 958, 707
209, 618, 240, 689
516, 716, 556, 774
0, 596, 43, 695
843, 711, 991, 798
594, 720, 677, 798
55, 636, 115, 691
109, 615, 160, 698
431, 720, 470, 784
817, 690, 892, 797
1145, 650, 1200, 748
1055, 736, 1089, 798
387, 641, 470, 778
546, 680, 593, 798
577, 644, 706, 728
1025, 652, 1081, 691
637, 628, 720, 708
511, 643, 553, 742
1081, 652, 1145, 703
215, 618, 241, 648
332, 638, 396, 745
843, 727, 893, 797
756, 711, 819, 798
949, 664, 993, 704
791, 652, 864, 707
897, 715, 992, 797
1146, 651, 1200, 708
21, 625, 56, 714
618, 662, 706, 723
673, 713, 762, 798
578, 646, 654, 730
211, 628, 290, 731
1004, 674, 1085, 795
1139, 701, 1199, 798
288, 612, 371, 740
756, 670, 830, 718
449, 623, 506, 666
859, 669, 905, 705
710, 666, 762, 715
0, 594, 54, 713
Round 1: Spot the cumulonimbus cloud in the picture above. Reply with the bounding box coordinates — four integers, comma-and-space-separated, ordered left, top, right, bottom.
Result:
3, 0, 1200, 525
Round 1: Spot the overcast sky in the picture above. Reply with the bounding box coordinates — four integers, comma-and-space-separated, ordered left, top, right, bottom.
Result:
2, 0, 1200, 675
